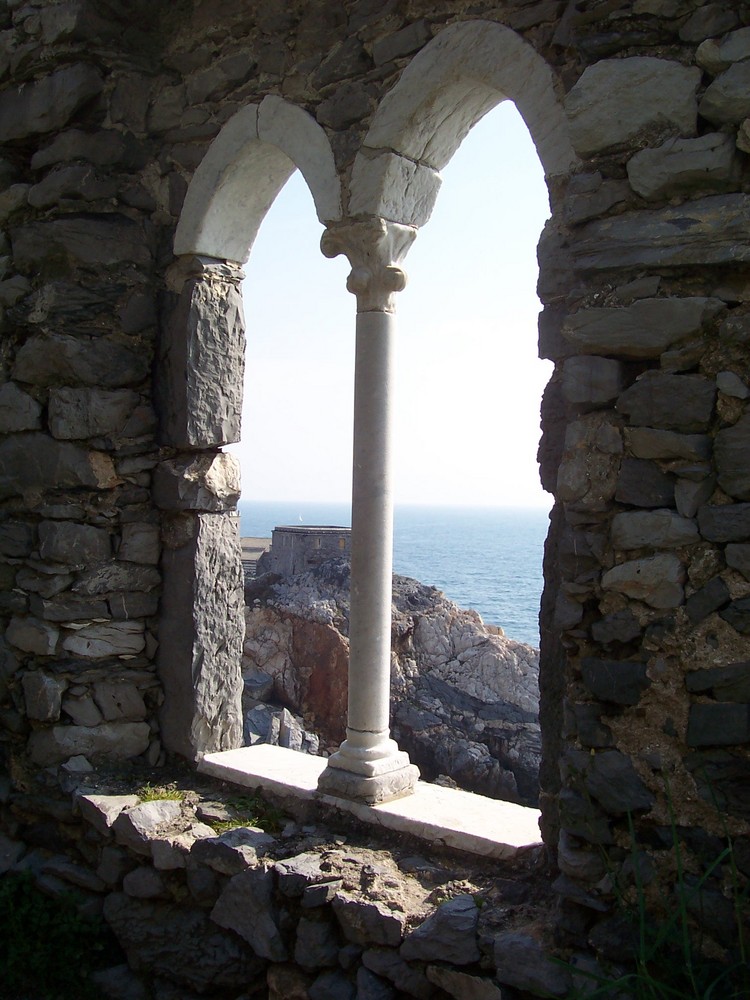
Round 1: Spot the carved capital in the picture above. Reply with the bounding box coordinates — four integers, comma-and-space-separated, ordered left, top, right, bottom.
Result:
321, 218, 416, 313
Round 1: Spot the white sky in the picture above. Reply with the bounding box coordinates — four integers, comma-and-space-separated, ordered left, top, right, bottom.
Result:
230, 100, 553, 508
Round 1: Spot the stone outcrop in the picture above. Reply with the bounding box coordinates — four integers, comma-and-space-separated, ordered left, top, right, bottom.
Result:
243, 560, 541, 805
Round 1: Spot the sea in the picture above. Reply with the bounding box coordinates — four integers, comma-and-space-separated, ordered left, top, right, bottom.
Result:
237, 501, 550, 648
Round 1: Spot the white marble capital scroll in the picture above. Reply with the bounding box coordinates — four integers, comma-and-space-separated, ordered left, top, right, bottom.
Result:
320, 217, 416, 313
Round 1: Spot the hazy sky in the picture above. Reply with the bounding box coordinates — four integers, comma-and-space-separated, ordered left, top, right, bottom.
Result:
230, 100, 552, 508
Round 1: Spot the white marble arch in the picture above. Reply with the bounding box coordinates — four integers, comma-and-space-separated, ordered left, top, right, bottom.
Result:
349, 19, 580, 228
174, 95, 342, 264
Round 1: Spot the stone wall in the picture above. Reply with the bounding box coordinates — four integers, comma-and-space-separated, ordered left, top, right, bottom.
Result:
1, 0, 749, 985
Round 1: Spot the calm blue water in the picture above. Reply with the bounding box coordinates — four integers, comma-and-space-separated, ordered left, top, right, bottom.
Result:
238, 501, 549, 648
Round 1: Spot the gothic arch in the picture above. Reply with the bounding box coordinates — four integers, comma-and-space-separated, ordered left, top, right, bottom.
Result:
348, 19, 579, 227
174, 95, 342, 264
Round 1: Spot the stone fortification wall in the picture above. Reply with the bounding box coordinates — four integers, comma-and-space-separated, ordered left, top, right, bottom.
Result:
260, 526, 353, 578
0, 0, 749, 987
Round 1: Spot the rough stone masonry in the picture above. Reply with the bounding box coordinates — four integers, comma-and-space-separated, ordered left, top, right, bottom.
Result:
1, 1, 750, 996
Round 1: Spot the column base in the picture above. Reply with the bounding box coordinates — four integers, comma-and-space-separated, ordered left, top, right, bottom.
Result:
317, 752, 419, 805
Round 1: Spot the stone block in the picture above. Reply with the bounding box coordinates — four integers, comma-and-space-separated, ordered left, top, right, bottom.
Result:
726, 544, 750, 580
0, 521, 35, 558
372, 20, 432, 65
119, 523, 160, 565
153, 453, 240, 512
123, 866, 166, 899
700, 61, 750, 125
158, 266, 244, 449
22, 671, 65, 721
561, 356, 623, 407
362, 947, 433, 1000
191, 827, 276, 874
28, 722, 150, 765
719, 598, 750, 635
48, 387, 140, 440
675, 476, 715, 519
72, 562, 160, 595
425, 966, 503, 1000
697, 26, 750, 74
295, 914, 340, 970
309, 970, 356, 1000
93, 681, 147, 722
12, 215, 152, 269
349, 151, 441, 228
562, 297, 716, 359
13, 334, 150, 389
210, 866, 288, 961
357, 967, 396, 1000
686, 662, 750, 702
615, 458, 674, 508
158, 513, 244, 759
717, 371, 749, 399
687, 704, 750, 747
580, 658, 650, 706
617, 372, 716, 432
685, 576, 730, 625
601, 553, 684, 608
400, 894, 479, 965
0, 382, 41, 432
494, 930, 572, 997
61, 620, 146, 658
567, 748, 655, 816
332, 894, 406, 947
38, 520, 110, 566
0, 63, 102, 140
590, 609, 642, 646
0, 433, 118, 499
626, 133, 738, 200
112, 800, 183, 855
62, 693, 103, 726
698, 503, 750, 542
611, 509, 698, 549
715, 414, 750, 500
6, 615, 59, 655
557, 789, 613, 845
565, 57, 700, 157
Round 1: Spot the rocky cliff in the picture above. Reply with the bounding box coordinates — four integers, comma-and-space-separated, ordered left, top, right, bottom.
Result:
242, 560, 541, 806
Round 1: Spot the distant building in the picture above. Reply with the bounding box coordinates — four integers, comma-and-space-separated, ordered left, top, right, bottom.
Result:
257, 525, 352, 577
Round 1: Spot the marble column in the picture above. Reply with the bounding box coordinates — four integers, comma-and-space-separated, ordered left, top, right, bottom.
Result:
317, 218, 420, 805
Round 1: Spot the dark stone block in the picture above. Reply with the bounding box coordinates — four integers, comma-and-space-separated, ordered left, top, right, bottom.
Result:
579, 750, 655, 816
569, 703, 613, 748
0, 521, 35, 557
719, 597, 750, 634
686, 662, 750, 702
591, 609, 642, 645
13, 333, 151, 389
558, 789, 614, 845
616, 459, 674, 507
687, 703, 750, 747
0, 64, 103, 141
581, 658, 650, 705
687, 750, 750, 820
697, 503, 750, 542
726, 544, 750, 580
685, 575, 731, 624
617, 372, 716, 433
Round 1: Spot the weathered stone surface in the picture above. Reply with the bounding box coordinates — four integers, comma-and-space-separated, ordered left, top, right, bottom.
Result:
566, 748, 655, 815
158, 513, 244, 759
357, 967, 396, 1000
556, 414, 622, 509
90, 965, 148, 1000
28, 722, 150, 765
12, 215, 152, 268
72, 561, 160, 595
295, 914, 340, 969
590, 609, 642, 646
0, 433, 118, 498
210, 866, 288, 961
13, 334, 150, 389
726, 544, 750, 580
400, 894, 479, 965
153, 453, 240, 512
561, 355, 623, 407
572, 195, 750, 270
332, 894, 406, 947
28, 163, 117, 209
615, 458, 675, 508
112, 800, 183, 855
719, 598, 750, 635
626, 133, 737, 200
0, 382, 42, 432
581, 658, 650, 706
617, 372, 716, 432
686, 662, 750, 702
77, 793, 140, 836
93, 681, 147, 722
611, 509, 698, 549
685, 576, 730, 624
61, 620, 146, 658
565, 57, 699, 157
699, 61, 750, 124
123, 866, 167, 899
625, 427, 712, 462
6, 615, 59, 655
309, 970, 356, 1000
191, 827, 276, 874
159, 268, 244, 448
0, 64, 103, 140
21, 671, 65, 721
48, 388, 141, 440
717, 371, 749, 399
563, 298, 716, 359
39, 520, 110, 566
677, 473, 715, 519
362, 948, 433, 1000
494, 931, 571, 997
715, 414, 750, 500
426, 966, 504, 1000
601, 554, 684, 608
104, 893, 263, 991
275, 852, 328, 897
697, 26, 750, 74
0, 522, 35, 558
698, 503, 750, 542
687, 704, 750, 747
119, 523, 160, 565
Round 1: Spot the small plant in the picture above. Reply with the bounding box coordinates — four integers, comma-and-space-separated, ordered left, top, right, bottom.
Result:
209, 791, 285, 835
0, 870, 122, 999
136, 780, 184, 802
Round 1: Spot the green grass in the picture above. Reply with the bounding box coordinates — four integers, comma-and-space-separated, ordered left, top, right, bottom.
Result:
135, 780, 184, 802
208, 792, 286, 835
0, 871, 122, 1000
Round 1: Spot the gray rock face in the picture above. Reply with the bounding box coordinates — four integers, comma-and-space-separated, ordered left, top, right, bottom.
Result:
12, 215, 152, 268
697, 25, 750, 73
295, 914, 340, 969
13, 334, 150, 388
563, 298, 716, 359
28, 722, 150, 765
61, 620, 146, 658
21, 671, 65, 721
616, 372, 716, 432
48, 387, 141, 440
565, 57, 700, 156
494, 931, 571, 997
687, 704, 750, 747
0, 433, 117, 498
556, 414, 622, 510
561, 356, 623, 407
601, 554, 684, 608
627, 133, 738, 200
0, 64, 103, 140
153, 453, 240, 512
210, 866, 288, 961
698, 503, 750, 542
119, 523, 160, 565
191, 827, 276, 874
699, 61, 750, 124
0, 382, 42, 432
687, 662, 750, 702
103, 893, 263, 992
570, 749, 655, 815
38, 520, 110, 566
332, 893, 406, 947
581, 658, 650, 706
625, 427, 712, 462
715, 414, 750, 500
616, 458, 675, 508
611, 510, 698, 549
400, 894, 480, 964
6, 615, 59, 655
113, 801, 184, 856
